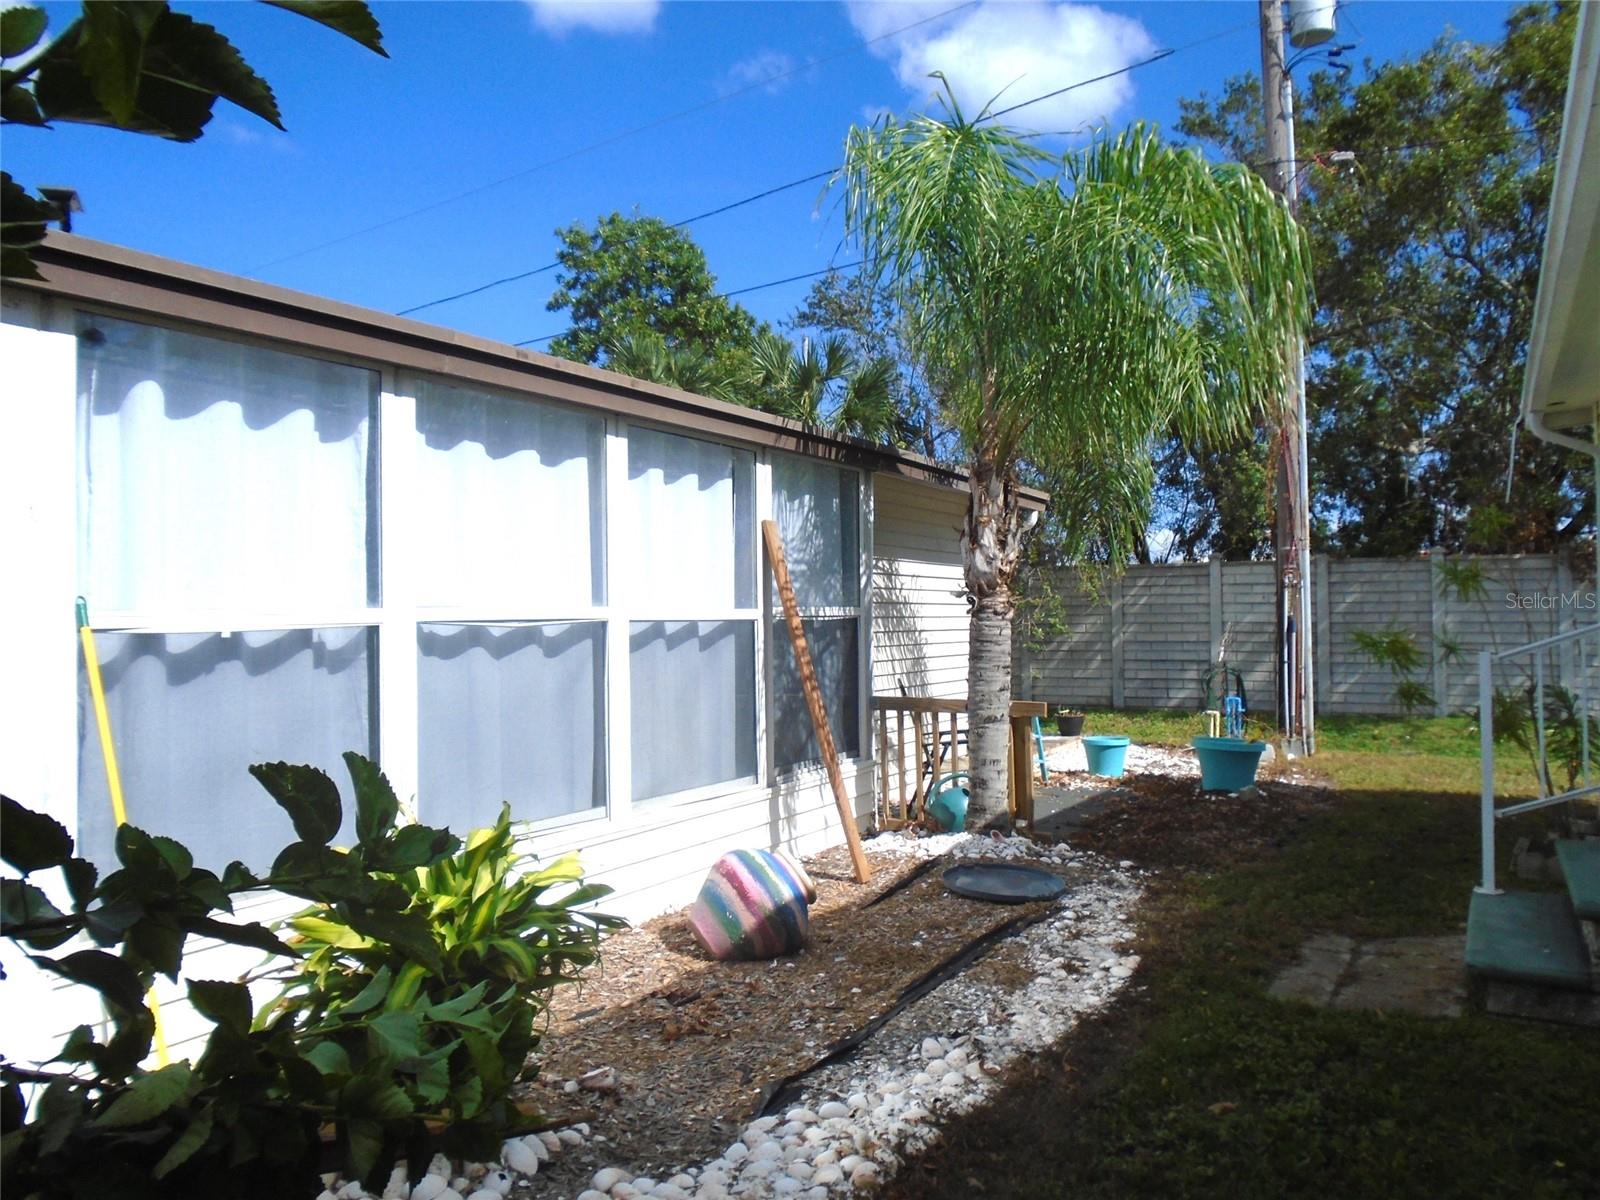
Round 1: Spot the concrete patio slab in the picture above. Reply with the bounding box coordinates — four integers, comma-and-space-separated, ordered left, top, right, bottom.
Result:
1270, 932, 1467, 1018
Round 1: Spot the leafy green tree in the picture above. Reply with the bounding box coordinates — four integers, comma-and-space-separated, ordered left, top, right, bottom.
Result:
1150, 428, 1275, 561
1175, 1, 1585, 557
0, 1, 385, 278
839, 91, 1311, 824
545, 211, 763, 368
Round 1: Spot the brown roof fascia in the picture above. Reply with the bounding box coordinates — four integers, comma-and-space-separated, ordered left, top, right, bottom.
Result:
19, 233, 1050, 511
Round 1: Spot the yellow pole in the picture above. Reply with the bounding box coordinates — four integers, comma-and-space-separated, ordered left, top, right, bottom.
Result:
77, 598, 170, 1066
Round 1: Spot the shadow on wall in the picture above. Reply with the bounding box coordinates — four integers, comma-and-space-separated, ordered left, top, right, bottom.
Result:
871, 553, 935, 698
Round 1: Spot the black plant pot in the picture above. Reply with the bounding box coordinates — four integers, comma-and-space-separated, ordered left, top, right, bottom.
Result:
1055, 712, 1086, 737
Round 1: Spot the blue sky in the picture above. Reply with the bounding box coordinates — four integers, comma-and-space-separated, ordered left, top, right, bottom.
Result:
4, 1, 1518, 350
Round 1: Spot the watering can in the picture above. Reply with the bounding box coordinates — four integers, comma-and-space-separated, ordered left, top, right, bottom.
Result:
925, 771, 970, 832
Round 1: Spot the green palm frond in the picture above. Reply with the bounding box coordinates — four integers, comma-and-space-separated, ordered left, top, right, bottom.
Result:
839, 110, 1311, 548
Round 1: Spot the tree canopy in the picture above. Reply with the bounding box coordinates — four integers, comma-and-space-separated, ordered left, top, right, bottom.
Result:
545, 211, 761, 367
1170, 0, 1585, 559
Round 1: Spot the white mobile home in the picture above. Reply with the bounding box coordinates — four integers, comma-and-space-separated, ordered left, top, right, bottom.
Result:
2, 235, 1043, 968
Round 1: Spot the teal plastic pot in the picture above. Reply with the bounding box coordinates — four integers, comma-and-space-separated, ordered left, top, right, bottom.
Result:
1082, 735, 1130, 778
1192, 736, 1268, 791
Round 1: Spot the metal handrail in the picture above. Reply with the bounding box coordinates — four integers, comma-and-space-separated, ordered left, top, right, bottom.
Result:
1492, 620, 1600, 659
1477, 621, 1600, 894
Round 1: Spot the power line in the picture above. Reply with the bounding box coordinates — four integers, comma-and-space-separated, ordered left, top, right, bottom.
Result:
249, 1, 979, 273
396, 166, 836, 316
403, 20, 1257, 320
513, 260, 864, 347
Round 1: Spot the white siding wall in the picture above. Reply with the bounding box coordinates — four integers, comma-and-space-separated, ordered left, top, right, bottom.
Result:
870, 475, 969, 699
868, 475, 973, 803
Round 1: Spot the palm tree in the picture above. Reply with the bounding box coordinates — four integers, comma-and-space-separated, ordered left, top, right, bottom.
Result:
602, 330, 736, 401
604, 328, 900, 444
745, 330, 900, 443
840, 92, 1311, 825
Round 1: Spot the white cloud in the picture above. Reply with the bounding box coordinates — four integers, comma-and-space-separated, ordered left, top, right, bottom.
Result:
523, 0, 660, 36
846, 1, 1156, 132
720, 50, 799, 98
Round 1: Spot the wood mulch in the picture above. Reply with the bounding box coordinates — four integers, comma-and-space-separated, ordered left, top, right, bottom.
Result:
516, 838, 1061, 1187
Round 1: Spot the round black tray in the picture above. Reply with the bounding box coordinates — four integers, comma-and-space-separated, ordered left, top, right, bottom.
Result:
942, 862, 1067, 904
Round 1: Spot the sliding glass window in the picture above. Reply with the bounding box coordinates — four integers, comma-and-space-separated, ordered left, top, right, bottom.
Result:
621, 427, 757, 801
769, 454, 864, 772
75, 315, 377, 870
413, 381, 607, 829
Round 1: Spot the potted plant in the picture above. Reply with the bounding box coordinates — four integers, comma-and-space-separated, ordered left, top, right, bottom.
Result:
1054, 708, 1086, 737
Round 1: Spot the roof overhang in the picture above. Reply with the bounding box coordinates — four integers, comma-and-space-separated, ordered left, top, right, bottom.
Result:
1521, 0, 1600, 448
13, 233, 1051, 512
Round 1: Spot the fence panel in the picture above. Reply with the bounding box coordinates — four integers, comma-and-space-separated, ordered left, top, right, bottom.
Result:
1017, 553, 1592, 717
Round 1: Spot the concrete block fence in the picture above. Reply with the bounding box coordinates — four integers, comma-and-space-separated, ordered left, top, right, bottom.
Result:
1018, 554, 1597, 717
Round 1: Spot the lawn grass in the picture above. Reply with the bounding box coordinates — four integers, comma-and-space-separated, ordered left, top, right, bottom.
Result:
885, 711, 1600, 1200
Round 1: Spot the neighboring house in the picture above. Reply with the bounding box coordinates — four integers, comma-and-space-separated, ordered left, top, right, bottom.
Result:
1464, 3, 1599, 1012
1520, 0, 1599, 507
0, 234, 1041, 1058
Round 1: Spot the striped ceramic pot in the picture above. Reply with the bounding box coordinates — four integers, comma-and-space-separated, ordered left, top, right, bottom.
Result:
687, 847, 818, 961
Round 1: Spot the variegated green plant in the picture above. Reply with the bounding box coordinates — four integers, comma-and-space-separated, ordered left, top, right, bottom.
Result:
261, 795, 623, 1168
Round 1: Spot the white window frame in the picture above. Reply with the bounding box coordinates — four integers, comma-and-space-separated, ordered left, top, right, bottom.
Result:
617, 417, 763, 810
766, 451, 870, 783
69, 308, 388, 863
63, 305, 885, 852
402, 369, 612, 834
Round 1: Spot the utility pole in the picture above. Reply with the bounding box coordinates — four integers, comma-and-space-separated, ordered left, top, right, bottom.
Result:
1258, 0, 1318, 755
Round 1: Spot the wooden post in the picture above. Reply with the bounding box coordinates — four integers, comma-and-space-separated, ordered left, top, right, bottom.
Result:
763, 520, 872, 884
876, 710, 890, 827
1008, 701, 1046, 826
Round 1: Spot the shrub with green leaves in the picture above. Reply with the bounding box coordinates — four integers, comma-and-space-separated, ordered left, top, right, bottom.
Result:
259, 788, 624, 1175
0, 753, 620, 1197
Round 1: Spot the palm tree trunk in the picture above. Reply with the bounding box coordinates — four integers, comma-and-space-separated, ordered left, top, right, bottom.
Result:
964, 446, 1025, 828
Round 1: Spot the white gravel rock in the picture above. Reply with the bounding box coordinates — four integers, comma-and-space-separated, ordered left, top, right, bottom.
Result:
592, 1167, 632, 1191
573, 1192, 608, 1200
500, 1140, 542, 1176
522, 835, 1142, 1200
409, 1178, 447, 1200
